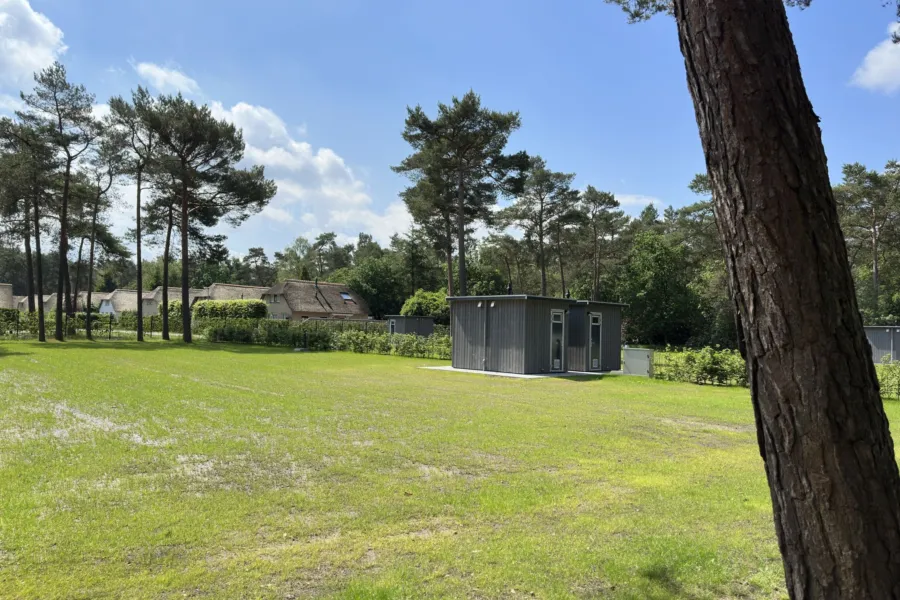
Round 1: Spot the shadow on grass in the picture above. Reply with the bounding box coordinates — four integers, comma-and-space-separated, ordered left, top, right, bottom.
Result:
640, 563, 703, 600
0, 339, 298, 355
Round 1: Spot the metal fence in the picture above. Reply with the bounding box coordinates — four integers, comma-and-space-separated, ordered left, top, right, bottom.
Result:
0, 313, 176, 341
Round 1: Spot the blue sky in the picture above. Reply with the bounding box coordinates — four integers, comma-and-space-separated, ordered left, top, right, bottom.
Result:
2, 0, 899, 257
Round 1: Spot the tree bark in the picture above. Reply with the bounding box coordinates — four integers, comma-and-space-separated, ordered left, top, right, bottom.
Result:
674, 0, 900, 596
23, 199, 35, 313
162, 203, 173, 341
181, 178, 192, 343
32, 188, 45, 343
54, 158, 72, 341
538, 230, 547, 296
135, 168, 144, 342
85, 198, 99, 340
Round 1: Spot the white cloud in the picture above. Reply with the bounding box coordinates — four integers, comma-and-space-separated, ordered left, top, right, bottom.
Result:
0, 0, 66, 87
132, 61, 200, 94
92, 103, 110, 120
851, 23, 900, 94
326, 202, 412, 245
108, 96, 411, 254
260, 206, 293, 224
0, 92, 22, 114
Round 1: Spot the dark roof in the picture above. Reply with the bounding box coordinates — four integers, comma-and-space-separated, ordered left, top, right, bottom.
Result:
264, 280, 370, 317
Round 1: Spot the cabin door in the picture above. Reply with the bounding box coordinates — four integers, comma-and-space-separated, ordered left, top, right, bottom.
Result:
589, 313, 602, 371
550, 310, 565, 372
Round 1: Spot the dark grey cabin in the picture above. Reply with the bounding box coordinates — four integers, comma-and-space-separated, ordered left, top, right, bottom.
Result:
448, 295, 578, 374
864, 325, 900, 363
567, 301, 625, 372
386, 315, 435, 337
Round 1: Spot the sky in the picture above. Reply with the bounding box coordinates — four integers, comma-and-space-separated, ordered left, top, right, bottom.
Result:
1, 0, 900, 258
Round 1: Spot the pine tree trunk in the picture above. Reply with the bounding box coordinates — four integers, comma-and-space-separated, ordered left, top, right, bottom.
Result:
23, 200, 35, 313
555, 224, 566, 297
456, 171, 467, 296
445, 218, 455, 296
181, 179, 192, 343
73, 236, 85, 312
85, 199, 99, 340
538, 234, 547, 297
55, 158, 72, 341
136, 169, 144, 342
674, 0, 900, 596
32, 189, 45, 342
873, 217, 880, 303
162, 203, 173, 341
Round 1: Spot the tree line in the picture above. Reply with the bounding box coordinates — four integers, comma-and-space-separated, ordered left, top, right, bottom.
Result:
0, 62, 276, 342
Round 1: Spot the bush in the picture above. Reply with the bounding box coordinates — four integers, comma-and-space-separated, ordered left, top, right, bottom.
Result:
193, 299, 267, 320
654, 346, 747, 387
400, 289, 450, 325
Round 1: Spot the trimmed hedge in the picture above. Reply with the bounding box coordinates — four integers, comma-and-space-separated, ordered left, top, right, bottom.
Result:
193, 299, 267, 320
653, 346, 748, 387
200, 318, 451, 359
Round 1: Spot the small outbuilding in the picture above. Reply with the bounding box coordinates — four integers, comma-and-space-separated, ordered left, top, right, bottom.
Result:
386, 315, 435, 337
566, 301, 625, 372
448, 295, 581, 375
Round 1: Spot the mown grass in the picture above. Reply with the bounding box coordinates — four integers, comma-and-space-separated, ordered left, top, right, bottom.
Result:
0, 341, 863, 598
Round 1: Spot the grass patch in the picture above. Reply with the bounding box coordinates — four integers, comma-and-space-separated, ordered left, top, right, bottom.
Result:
0, 341, 833, 598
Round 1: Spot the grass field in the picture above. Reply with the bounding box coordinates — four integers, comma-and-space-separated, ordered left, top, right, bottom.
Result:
2, 342, 871, 599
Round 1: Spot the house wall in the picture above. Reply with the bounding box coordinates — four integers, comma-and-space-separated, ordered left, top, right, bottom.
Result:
0, 284, 13, 310
450, 299, 486, 371
484, 299, 526, 373
266, 294, 293, 319
523, 298, 572, 374
566, 304, 623, 371
598, 304, 623, 371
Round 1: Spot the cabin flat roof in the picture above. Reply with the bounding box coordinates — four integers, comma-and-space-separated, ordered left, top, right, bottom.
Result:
446, 295, 627, 307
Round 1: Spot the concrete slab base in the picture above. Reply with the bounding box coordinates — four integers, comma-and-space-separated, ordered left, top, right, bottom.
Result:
421, 366, 611, 379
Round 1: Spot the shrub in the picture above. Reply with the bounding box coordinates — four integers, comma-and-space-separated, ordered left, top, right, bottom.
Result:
400, 289, 450, 325
654, 346, 747, 387
193, 299, 267, 320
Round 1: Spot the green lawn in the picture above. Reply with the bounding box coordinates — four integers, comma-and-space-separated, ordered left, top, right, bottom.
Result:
1, 342, 858, 599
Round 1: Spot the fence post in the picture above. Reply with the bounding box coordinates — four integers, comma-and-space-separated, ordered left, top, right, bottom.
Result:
109, 314, 112, 340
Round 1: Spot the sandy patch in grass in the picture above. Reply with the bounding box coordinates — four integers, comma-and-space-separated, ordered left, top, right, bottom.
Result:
52, 403, 173, 447
659, 416, 754, 434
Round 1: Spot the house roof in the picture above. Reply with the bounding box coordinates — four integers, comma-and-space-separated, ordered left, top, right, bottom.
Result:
264, 280, 369, 317
103, 289, 140, 313
143, 287, 209, 303
206, 283, 268, 301
16, 294, 57, 310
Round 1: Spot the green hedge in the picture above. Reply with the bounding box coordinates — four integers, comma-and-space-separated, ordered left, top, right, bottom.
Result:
653, 346, 748, 387
200, 318, 451, 359
193, 299, 267, 320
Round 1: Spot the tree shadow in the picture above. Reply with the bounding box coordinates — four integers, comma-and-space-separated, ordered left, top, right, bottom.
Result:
639, 563, 703, 600
1, 340, 300, 355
